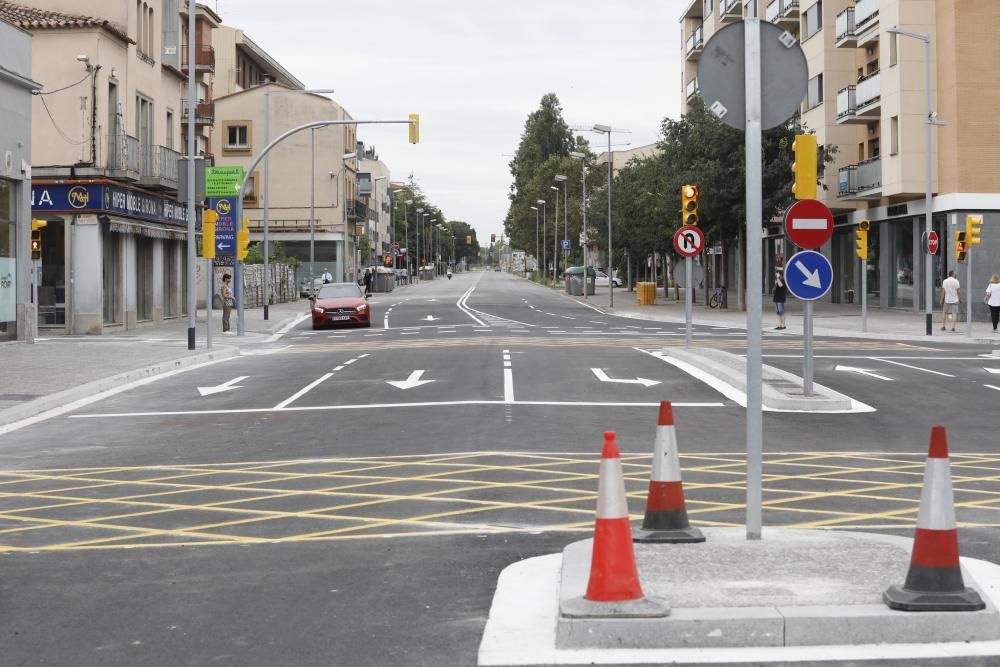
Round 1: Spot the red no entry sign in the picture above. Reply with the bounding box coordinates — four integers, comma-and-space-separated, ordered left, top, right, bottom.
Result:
926, 230, 939, 255
673, 226, 705, 257
784, 199, 833, 250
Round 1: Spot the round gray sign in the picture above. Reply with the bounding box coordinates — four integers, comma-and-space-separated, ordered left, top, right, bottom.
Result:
696, 19, 808, 131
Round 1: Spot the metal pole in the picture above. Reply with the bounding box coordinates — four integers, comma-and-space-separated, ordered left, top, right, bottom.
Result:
185, 3, 196, 349
263, 89, 270, 320
924, 37, 933, 336
553, 191, 559, 282
582, 166, 588, 301
607, 134, 614, 308
563, 181, 568, 270
862, 258, 868, 332
744, 18, 764, 541
685, 256, 692, 348
803, 301, 814, 395
967, 233, 973, 338
535, 209, 539, 278
310, 128, 315, 295
235, 257, 242, 335
206, 258, 213, 348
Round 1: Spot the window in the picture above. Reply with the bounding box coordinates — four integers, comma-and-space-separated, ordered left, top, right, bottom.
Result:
745, 0, 757, 17
805, 73, 823, 109
165, 110, 174, 150
889, 32, 898, 67
243, 171, 259, 206
890, 115, 899, 154
705, 0, 714, 14
804, 1, 822, 39
224, 122, 250, 151
869, 137, 880, 159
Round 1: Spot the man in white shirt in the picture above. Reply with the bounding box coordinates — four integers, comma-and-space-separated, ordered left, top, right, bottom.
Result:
940, 270, 963, 332
321, 269, 333, 284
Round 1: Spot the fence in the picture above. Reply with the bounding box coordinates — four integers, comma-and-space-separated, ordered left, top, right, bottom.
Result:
238, 263, 298, 308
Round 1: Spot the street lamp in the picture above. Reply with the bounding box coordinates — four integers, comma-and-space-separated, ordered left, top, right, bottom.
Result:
402, 198, 413, 272
415, 208, 424, 281
550, 185, 560, 282
569, 152, 587, 300
530, 205, 539, 275
372, 175, 387, 268
886, 26, 942, 336
429, 219, 438, 275
555, 174, 568, 274
593, 124, 614, 307
421, 213, 429, 276
537, 199, 547, 283
338, 151, 357, 283
262, 86, 335, 319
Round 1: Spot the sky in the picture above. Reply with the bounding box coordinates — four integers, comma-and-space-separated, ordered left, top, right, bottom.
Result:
214, 0, 684, 243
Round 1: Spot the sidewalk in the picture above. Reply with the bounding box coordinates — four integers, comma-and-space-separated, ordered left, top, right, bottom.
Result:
0, 300, 310, 429
564, 284, 1000, 344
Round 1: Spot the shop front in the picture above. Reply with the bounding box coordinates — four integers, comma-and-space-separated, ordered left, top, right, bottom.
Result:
31, 181, 191, 334
0, 179, 15, 340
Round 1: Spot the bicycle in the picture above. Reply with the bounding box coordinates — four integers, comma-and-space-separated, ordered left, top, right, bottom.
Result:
709, 285, 727, 309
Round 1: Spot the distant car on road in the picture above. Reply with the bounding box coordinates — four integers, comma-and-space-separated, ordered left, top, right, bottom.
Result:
595, 270, 621, 287
494, 265, 501, 272
310, 282, 370, 329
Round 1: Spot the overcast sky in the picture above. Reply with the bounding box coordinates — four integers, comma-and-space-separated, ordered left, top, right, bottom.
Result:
214, 0, 683, 242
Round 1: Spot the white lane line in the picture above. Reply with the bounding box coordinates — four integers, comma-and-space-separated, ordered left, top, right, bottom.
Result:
541, 326, 559, 329
456, 282, 488, 326
504, 361, 512, 368
333, 365, 345, 371
359, 353, 370, 358
474, 329, 491, 332
344, 358, 357, 365
503, 348, 515, 403
560, 315, 576, 320
871, 357, 955, 377
265, 312, 312, 343
274, 373, 334, 409
401, 332, 418, 335
383, 311, 390, 329
327, 335, 346, 338
70, 400, 730, 419
589, 321, 605, 325
985, 385, 1000, 393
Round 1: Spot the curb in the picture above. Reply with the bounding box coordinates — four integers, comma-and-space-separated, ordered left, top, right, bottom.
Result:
0, 347, 240, 428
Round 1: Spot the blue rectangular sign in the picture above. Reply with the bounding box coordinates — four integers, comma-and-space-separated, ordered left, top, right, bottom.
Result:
32, 183, 189, 226
561, 239, 571, 251
208, 197, 237, 255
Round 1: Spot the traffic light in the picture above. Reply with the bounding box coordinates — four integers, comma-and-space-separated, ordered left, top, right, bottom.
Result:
955, 230, 968, 262
201, 209, 218, 259
681, 184, 699, 225
855, 219, 869, 260
466, 234, 472, 246
491, 233, 496, 243
30, 219, 46, 260
966, 214, 983, 247
791, 133, 818, 200
408, 113, 420, 144
236, 216, 250, 261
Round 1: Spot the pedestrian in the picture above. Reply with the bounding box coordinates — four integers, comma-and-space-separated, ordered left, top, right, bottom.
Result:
940, 269, 963, 332
321, 268, 333, 284
986, 274, 1000, 333
220, 274, 234, 334
363, 268, 373, 296
773, 268, 787, 330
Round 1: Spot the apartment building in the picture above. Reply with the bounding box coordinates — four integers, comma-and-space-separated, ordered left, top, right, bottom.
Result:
680, 0, 1000, 319
0, 16, 38, 341
212, 24, 303, 98
358, 144, 392, 270
1, 0, 221, 334
210, 83, 360, 282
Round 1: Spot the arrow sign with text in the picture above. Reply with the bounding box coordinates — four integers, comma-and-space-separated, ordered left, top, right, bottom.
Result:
590, 368, 661, 387
785, 250, 833, 301
198, 376, 249, 396
673, 226, 705, 258
386, 370, 434, 390
209, 197, 237, 256
784, 199, 834, 250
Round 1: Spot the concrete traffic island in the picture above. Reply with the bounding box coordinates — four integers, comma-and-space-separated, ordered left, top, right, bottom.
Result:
478, 528, 1000, 666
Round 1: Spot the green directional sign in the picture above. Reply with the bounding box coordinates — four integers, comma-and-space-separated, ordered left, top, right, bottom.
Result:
205, 166, 245, 197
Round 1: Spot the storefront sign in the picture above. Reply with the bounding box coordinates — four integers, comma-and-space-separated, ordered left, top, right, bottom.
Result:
31, 183, 189, 226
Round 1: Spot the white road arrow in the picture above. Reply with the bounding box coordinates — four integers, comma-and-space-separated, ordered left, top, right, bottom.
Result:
794, 260, 822, 288
985, 368, 1000, 374
421, 315, 440, 322
198, 376, 249, 396
386, 370, 435, 390
834, 365, 893, 381
590, 368, 661, 387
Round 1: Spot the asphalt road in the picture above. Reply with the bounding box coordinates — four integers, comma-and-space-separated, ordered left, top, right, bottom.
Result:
2, 270, 999, 666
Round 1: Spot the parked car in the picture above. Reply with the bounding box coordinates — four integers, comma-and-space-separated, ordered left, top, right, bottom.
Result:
595, 270, 621, 287
310, 282, 370, 329
494, 265, 501, 272
299, 276, 328, 297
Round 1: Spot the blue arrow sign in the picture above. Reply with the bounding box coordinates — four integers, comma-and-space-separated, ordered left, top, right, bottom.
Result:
784, 250, 833, 301
209, 197, 237, 255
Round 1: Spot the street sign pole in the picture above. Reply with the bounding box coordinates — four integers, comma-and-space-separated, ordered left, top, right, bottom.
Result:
744, 18, 764, 541
685, 256, 693, 349
862, 260, 868, 333
967, 231, 973, 339
207, 257, 213, 349
803, 301, 813, 395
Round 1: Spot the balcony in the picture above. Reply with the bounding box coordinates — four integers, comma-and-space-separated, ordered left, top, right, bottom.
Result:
107, 133, 141, 177
685, 76, 700, 100
854, 0, 879, 41
838, 157, 882, 200
180, 44, 215, 73
138, 145, 181, 190
766, 0, 799, 25
835, 70, 881, 122
685, 24, 704, 60
835, 8, 856, 47
719, 0, 741, 24
181, 101, 215, 126
347, 199, 367, 222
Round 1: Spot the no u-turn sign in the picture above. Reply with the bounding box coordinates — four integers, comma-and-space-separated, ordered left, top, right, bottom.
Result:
673, 226, 705, 257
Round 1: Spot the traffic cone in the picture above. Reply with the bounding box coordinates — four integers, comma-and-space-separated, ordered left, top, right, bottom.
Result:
584, 432, 644, 602
633, 401, 705, 543
883, 425, 985, 611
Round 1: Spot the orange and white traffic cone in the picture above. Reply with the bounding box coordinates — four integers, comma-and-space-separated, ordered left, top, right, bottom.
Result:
884, 425, 985, 611
633, 401, 705, 543
584, 431, 644, 602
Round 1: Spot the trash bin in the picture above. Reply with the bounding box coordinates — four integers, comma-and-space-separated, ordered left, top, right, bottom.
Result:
420, 267, 434, 280
374, 270, 394, 293
565, 266, 595, 295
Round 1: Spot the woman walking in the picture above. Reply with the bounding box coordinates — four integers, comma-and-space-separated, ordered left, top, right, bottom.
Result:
220, 274, 234, 334
986, 274, 1000, 333
773, 268, 787, 330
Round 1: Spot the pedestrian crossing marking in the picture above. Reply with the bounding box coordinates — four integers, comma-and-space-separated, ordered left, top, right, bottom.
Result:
1, 451, 998, 552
